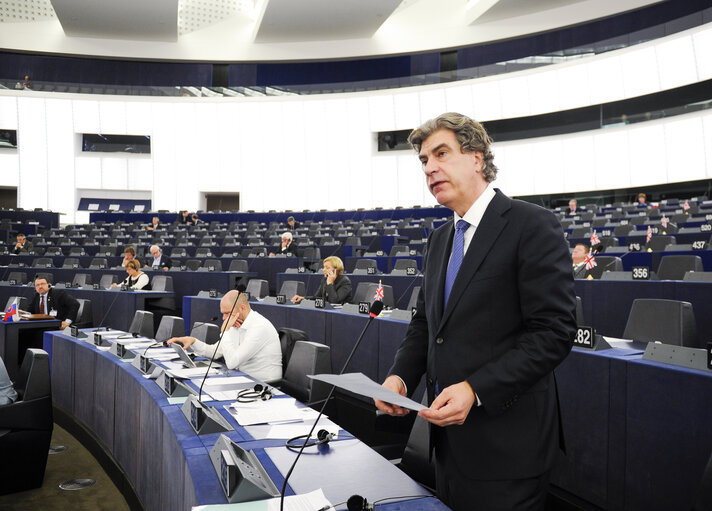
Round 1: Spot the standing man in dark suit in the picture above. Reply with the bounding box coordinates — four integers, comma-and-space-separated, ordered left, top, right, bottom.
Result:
27, 275, 80, 330
374, 113, 576, 511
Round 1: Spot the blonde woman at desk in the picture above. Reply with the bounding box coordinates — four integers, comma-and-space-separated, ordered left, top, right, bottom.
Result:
112, 259, 150, 290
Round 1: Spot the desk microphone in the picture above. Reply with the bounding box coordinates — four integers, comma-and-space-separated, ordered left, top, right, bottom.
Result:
279, 300, 384, 511
197, 285, 244, 403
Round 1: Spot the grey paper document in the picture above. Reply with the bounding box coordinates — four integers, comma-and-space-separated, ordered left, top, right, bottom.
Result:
308, 373, 427, 411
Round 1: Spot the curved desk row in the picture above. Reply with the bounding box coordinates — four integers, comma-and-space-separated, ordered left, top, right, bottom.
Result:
44, 329, 448, 511
183, 297, 712, 511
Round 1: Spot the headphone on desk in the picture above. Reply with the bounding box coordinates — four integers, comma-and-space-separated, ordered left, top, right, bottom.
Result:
236, 384, 273, 403
285, 428, 335, 451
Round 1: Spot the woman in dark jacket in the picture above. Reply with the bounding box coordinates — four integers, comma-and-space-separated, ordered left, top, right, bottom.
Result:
291, 256, 351, 304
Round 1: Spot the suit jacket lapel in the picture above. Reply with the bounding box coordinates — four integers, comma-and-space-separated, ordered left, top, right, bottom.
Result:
437, 191, 511, 333
429, 220, 454, 328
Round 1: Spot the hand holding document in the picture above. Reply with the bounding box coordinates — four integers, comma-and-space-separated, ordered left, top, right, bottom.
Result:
308, 373, 427, 411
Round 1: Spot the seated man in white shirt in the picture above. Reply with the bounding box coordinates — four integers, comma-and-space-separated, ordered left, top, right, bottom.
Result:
167, 290, 282, 383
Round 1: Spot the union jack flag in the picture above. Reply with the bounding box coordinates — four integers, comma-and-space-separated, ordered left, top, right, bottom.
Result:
661, 215, 669, 228
2, 299, 19, 323
646, 225, 653, 243
373, 281, 384, 301
683, 200, 690, 211
590, 230, 600, 246
584, 254, 597, 270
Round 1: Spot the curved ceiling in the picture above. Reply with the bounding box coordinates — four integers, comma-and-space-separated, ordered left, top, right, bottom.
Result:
0, 0, 664, 61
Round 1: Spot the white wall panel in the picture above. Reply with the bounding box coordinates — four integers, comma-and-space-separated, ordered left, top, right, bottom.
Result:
0, 153, 19, 186
150, 102, 179, 211
621, 46, 659, 99
656, 35, 698, 91
99, 101, 127, 134
72, 100, 101, 133
664, 116, 706, 183
532, 138, 565, 194
125, 101, 153, 136
561, 135, 596, 193
500, 142, 535, 197
371, 155, 398, 209
127, 158, 152, 190
345, 97, 373, 210
526, 71, 559, 116
0, 96, 17, 129
75, 157, 102, 189
471, 80, 502, 121
587, 56, 625, 105
593, 130, 630, 190
16, 97, 48, 209
278, 100, 308, 211
100, 158, 129, 190
693, 26, 712, 81
300, 100, 330, 211
418, 89, 447, 123
368, 95, 395, 131
627, 123, 666, 187
45, 99, 75, 221
498, 75, 530, 119
393, 92, 421, 130
396, 152, 428, 207
444, 86, 473, 119
703, 113, 712, 177
556, 64, 591, 113
323, 99, 351, 211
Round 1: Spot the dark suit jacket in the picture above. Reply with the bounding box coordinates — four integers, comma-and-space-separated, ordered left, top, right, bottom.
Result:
279, 242, 298, 256
573, 262, 589, 279
310, 274, 352, 304
28, 288, 80, 323
389, 189, 576, 480
146, 255, 172, 270
13, 241, 33, 254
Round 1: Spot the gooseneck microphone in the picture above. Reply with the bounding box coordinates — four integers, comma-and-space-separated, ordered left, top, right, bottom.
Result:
279, 300, 384, 511
197, 284, 244, 403
393, 267, 423, 310
93, 285, 124, 332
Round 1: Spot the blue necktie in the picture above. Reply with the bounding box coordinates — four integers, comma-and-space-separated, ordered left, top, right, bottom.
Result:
444, 219, 470, 307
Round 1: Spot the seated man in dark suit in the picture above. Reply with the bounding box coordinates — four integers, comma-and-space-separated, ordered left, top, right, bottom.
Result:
572, 243, 590, 279
176, 210, 190, 224
13, 233, 33, 254
286, 216, 299, 231
27, 275, 80, 329
146, 216, 160, 231
145, 245, 172, 271
291, 256, 352, 304
269, 232, 298, 257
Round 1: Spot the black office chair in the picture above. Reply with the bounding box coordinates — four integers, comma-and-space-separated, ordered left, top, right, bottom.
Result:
278, 280, 306, 299
100, 274, 118, 289
4, 296, 28, 312
190, 322, 220, 345
155, 316, 185, 343
406, 286, 421, 311
245, 279, 269, 300
185, 259, 201, 271
71, 273, 92, 288
89, 257, 108, 269
280, 341, 331, 406
0, 349, 53, 495
397, 394, 436, 492
277, 327, 310, 372
171, 248, 187, 258
657, 255, 704, 280
201, 258, 223, 271
31, 257, 53, 268
7, 271, 27, 285
228, 259, 249, 272
353, 259, 379, 275
622, 299, 699, 348
575, 296, 585, 325
44, 246, 63, 256
62, 257, 81, 269
683, 271, 712, 282
647, 235, 676, 252
389, 245, 410, 257
390, 259, 418, 275
128, 310, 154, 338
586, 256, 623, 279
74, 299, 93, 328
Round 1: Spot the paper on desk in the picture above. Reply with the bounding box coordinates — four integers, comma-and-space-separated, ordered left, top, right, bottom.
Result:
201, 376, 253, 386
308, 373, 427, 411
191, 489, 332, 511
226, 398, 320, 426
165, 367, 220, 379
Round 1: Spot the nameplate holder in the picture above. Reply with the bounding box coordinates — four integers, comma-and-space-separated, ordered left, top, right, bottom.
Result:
209, 289, 218, 298
181, 265, 187, 271
314, 297, 325, 309
93, 332, 112, 347
692, 240, 707, 250
366, 267, 376, 275
628, 243, 641, 252
358, 302, 370, 314
701, 223, 712, 232
642, 343, 710, 372
70, 325, 87, 339
99, 264, 106, 269
297, 266, 306, 273
406, 267, 417, 276
276, 294, 286, 305
409, 249, 417, 256
112, 342, 135, 360
208, 266, 215, 272
157, 372, 191, 397
121, 284, 129, 291
9, 279, 16, 285
572, 326, 610, 351
632, 266, 650, 280
45, 263, 52, 268
376, 250, 384, 256
93, 283, 100, 290
181, 395, 234, 435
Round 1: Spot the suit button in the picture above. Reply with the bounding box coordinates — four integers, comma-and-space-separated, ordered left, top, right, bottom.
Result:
427, 378, 433, 386
435, 337, 443, 345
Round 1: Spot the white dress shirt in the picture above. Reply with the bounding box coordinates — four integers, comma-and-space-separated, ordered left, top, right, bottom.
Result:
190, 309, 282, 382
452, 182, 497, 258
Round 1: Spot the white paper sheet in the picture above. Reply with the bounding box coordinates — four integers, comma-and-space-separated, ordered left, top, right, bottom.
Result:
308, 373, 427, 411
